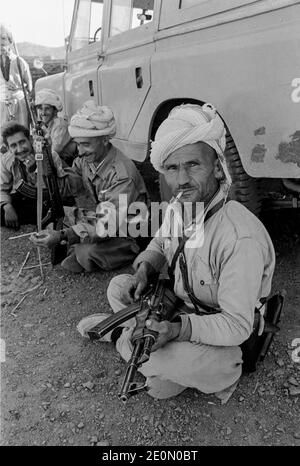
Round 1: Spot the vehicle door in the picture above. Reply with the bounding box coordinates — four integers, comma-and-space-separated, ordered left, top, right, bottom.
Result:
98, 0, 156, 161
64, 0, 106, 118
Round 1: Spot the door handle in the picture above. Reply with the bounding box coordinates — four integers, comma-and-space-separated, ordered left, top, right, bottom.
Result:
89, 80, 94, 97
97, 52, 106, 62
135, 67, 143, 88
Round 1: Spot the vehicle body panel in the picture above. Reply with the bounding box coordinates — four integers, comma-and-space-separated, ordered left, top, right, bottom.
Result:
35, 0, 300, 177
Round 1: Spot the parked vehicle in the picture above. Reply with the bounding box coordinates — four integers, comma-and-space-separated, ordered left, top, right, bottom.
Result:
35, 0, 300, 214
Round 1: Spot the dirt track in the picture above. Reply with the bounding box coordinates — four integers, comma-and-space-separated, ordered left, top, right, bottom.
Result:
1, 211, 300, 446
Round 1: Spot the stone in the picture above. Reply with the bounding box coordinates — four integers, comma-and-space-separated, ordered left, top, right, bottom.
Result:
289, 387, 300, 396
294, 432, 300, 439
64, 383, 71, 388
167, 424, 178, 433
226, 427, 232, 435
97, 440, 110, 446
31, 277, 41, 285
77, 422, 85, 429
288, 377, 298, 386
82, 381, 95, 390
238, 396, 245, 402
276, 359, 285, 367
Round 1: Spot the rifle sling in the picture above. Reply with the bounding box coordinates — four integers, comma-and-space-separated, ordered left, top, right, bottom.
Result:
168, 199, 224, 315
168, 199, 224, 274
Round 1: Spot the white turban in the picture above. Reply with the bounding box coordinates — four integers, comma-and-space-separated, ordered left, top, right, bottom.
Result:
150, 103, 232, 185
68, 100, 116, 138
35, 89, 63, 112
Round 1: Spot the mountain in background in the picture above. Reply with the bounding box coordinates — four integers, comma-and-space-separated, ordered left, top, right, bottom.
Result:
17, 42, 66, 60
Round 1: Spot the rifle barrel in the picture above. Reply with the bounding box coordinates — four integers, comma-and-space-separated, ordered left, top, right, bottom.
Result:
118, 339, 144, 403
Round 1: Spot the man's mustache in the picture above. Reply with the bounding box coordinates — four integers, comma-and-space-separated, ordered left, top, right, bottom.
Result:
176, 186, 194, 193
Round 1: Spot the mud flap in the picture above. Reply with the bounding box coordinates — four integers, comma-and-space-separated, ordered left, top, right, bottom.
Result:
241, 291, 286, 373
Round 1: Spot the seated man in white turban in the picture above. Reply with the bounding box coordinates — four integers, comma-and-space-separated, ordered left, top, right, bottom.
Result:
35, 89, 77, 166
77, 103, 276, 402
30, 100, 149, 274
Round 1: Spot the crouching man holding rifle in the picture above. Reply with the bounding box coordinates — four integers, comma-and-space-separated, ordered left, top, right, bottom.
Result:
77, 104, 278, 403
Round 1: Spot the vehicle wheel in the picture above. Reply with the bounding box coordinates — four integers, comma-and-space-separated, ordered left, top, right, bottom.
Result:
159, 133, 261, 216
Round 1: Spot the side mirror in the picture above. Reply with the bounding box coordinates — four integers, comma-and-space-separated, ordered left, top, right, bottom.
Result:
33, 58, 48, 75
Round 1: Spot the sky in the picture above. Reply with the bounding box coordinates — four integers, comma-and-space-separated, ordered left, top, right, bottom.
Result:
1, 0, 75, 47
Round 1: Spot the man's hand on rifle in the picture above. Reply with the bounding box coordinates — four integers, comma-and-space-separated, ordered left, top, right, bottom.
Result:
30, 230, 61, 248
4, 203, 19, 229
120, 262, 154, 304
145, 319, 181, 352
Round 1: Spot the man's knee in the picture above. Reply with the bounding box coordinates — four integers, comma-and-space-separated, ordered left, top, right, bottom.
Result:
74, 243, 97, 271
146, 376, 186, 400
107, 274, 132, 307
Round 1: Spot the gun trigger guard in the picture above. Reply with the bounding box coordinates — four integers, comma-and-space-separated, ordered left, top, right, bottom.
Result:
127, 381, 148, 396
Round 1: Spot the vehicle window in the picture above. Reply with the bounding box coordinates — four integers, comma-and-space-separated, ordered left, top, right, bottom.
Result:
109, 0, 154, 37
71, 0, 103, 51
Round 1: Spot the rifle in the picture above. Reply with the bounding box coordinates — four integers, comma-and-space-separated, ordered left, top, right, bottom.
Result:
88, 273, 285, 402
30, 117, 67, 264
14, 44, 67, 265
88, 274, 190, 403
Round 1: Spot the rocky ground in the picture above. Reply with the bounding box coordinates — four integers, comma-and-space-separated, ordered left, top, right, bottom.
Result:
1, 210, 300, 446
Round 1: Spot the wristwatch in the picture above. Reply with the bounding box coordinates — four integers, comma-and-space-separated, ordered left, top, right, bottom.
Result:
59, 229, 68, 245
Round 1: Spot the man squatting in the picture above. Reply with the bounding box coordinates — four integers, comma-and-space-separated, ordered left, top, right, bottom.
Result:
78, 103, 276, 401
30, 100, 148, 273
0, 122, 58, 228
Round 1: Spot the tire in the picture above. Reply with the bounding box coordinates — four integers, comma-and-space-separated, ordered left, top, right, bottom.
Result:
159, 133, 261, 216
225, 133, 261, 216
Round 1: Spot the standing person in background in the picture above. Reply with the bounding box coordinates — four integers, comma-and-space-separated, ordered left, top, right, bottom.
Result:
0, 23, 32, 133
35, 89, 78, 166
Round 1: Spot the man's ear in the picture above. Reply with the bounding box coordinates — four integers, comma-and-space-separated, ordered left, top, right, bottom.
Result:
213, 158, 225, 181
103, 136, 109, 146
